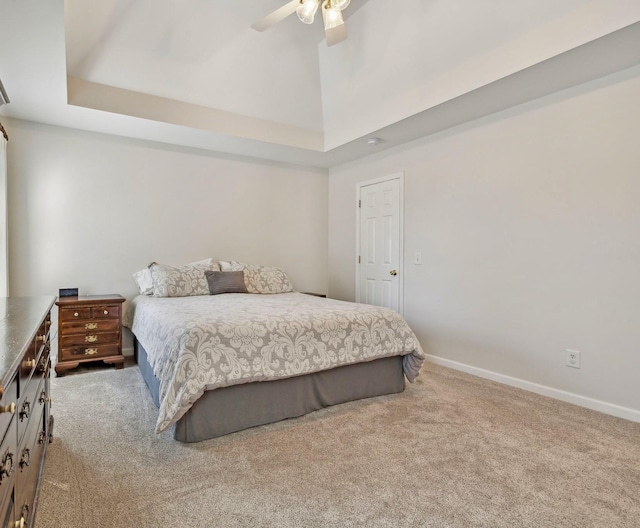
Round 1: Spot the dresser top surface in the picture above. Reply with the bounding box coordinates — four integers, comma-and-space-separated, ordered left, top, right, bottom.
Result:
55, 294, 125, 307
0, 296, 56, 388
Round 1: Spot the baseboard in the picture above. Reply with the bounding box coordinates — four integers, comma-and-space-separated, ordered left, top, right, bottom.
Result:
425, 354, 640, 424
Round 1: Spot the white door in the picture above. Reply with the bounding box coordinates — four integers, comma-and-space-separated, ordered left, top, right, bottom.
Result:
357, 176, 402, 313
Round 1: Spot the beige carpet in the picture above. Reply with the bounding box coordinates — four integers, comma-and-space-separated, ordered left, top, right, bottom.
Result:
36, 363, 639, 528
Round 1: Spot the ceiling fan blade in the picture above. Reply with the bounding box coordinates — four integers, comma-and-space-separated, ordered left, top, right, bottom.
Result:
251, 0, 300, 32
325, 22, 347, 47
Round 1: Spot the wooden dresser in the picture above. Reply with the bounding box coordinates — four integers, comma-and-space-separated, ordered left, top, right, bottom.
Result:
55, 295, 125, 376
0, 296, 55, 528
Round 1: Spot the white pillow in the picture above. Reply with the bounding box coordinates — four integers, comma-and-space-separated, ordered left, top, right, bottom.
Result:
133, 266, 154, 295
218, 260, 232, 271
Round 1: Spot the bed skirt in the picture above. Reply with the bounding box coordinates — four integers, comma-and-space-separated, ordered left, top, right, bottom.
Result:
134, 339, 406, 442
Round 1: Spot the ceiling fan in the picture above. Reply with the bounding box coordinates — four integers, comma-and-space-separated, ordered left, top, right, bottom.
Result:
251, 0, 352, 47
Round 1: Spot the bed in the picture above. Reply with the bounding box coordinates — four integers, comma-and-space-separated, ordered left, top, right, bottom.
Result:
126, 291, 425, 442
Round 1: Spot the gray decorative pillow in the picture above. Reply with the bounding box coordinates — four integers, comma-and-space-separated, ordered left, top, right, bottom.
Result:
205, 271, 248, 295
228, 261, 294, 294
150, 261, 220, 297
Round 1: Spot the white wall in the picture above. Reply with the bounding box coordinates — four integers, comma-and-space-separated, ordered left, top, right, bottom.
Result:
329, 65, 640, 419
6, 119, 328, 352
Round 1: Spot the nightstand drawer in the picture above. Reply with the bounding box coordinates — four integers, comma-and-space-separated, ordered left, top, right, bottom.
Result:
92, 304, 121, 319
60, 331, 120, 347
59, 344, 120, 361
61, 318, 120, 335
59, 304, 120, 321
59, 307, 92, 321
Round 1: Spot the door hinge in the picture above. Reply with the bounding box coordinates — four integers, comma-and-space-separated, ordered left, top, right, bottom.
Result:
358, 199, 361, 208
358, 256, 361, 264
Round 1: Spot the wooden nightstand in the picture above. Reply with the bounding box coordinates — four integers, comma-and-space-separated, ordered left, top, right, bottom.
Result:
55, 294, 125, 376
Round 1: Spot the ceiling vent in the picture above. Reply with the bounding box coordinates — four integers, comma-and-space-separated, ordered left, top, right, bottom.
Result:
0, 79, 9, 106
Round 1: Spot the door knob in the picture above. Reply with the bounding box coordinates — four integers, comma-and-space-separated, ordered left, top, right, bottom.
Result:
390, 270, 398, 276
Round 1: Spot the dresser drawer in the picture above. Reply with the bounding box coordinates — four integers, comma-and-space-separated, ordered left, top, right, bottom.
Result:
59, 303, 121, 320
18, 371, 45, 447
92, 304, 121, 319
59, 306, 92, 321
0, 416, 17, 507
0, 377, 18, 446
61, 318, 120, 335
59, 344, 120, 361
60, 331, 120, 348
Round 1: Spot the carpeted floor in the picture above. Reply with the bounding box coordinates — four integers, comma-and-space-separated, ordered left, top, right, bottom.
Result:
36, 362, 640, 528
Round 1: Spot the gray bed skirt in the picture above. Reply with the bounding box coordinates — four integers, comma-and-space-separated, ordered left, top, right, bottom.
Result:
134, 339, 406, 443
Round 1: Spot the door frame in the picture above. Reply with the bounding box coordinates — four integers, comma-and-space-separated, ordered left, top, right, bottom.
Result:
355, 172, 405, 315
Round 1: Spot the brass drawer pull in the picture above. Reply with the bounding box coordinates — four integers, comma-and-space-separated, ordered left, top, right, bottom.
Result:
0, 402, 15, 414
85, 322, 98, 330
37, 356, 48, 372
36, 334, 45, 342
38, 431, 47, 445
19, 448, 30, 470
24, 358, 36, 369
85, 348, 98, 356
0, 449, 14, 482
39, 390, 51, 404
16, 515, 26, 528
19, 400, 30, 421
85, 335, 98, 343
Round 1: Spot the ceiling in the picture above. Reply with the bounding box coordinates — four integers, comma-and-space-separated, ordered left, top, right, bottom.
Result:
1, 0, 640, 169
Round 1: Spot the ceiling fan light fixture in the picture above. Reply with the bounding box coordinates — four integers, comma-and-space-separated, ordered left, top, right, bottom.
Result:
333, 0, 351, 10
296, 0, 320, 25
322, 0, 344, 30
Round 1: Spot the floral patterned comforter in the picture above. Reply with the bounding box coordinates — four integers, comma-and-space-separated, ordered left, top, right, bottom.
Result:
126, 292, 425, 433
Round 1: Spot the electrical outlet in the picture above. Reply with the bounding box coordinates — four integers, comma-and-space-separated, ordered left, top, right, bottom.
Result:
565, 349, 581, 369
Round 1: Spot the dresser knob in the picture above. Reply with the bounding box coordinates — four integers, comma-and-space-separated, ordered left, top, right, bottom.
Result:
24, 358, 36, 369
74, 312, 79, 317
0, 402, 15, 414
39, 391, 51, 404
36, 334, 45, 342
15, 517, 25, 528
103, 309, 109, 315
